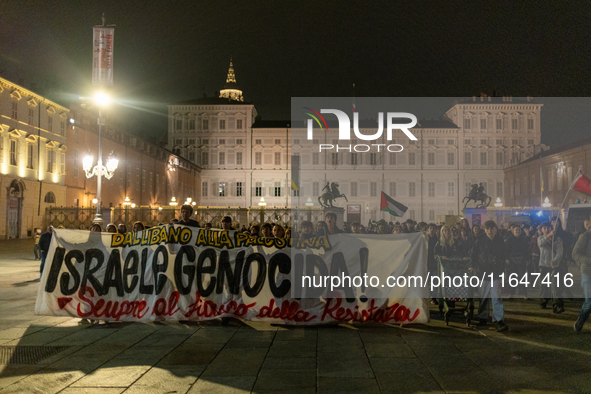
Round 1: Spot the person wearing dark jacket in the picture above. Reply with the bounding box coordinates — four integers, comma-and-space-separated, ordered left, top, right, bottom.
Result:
38, 226, 54, 278
434, 225, 459, 258
573, 215, 591, 332
470, 220, 509, 332
456, 227, 474, 258
178, 204, 200, 227
505, 226, 530, 297
426, 223, 439, 304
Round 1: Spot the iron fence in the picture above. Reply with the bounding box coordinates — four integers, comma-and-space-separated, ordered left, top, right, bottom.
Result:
45, 206, 325, 230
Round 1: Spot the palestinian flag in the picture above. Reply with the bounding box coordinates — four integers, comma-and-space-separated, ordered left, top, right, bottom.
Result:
571, 170, 591, 196
380, 192, 408, 217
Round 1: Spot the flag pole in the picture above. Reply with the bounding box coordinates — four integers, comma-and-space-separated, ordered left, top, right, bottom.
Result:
540, 166, 544, 207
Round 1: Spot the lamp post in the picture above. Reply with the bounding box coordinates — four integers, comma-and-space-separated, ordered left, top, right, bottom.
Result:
258, 197, 266, 225
494, 197, 503, 208
170, 197, 178, 222
123, 197, 131, 228
83, 92, 117, 226
305, 197, 313, 222
542, 197, 551, 209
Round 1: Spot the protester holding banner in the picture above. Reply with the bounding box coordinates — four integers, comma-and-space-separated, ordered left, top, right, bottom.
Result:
90, 223, 102, 232
434, 225, 459, 258
272, 224, 285, 238
324, 212, 343, 235
133, 221, 145, 232
179, 205, 200, 227
470, 220, 509, 332
38, 226, 53, 278
221, 216, 234, 230
261, 223, 272, 237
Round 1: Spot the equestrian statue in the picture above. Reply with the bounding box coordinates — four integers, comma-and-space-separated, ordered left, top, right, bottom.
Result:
318, 182, 348, 208
462, 183, 492, 210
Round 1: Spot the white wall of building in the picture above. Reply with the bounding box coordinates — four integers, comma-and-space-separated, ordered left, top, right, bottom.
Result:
168, 97, 542, 224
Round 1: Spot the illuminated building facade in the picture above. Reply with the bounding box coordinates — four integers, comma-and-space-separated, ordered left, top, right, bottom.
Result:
167, 63, 545, 224
0, 77, 68, 238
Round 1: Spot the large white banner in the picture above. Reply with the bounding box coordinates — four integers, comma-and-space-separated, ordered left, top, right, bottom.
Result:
92, 27, 114, 86
35, 227, 429, 325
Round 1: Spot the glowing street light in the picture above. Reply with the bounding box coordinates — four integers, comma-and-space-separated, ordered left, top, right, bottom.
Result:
170, 197, 178, 206
83, 91, 116, 225
258, 197, 266, 207
494, 197, 503, 208
542, 197, 551, 208
122, 197, 131, 207
94, 92, 110, 107
305, 197, 314, 207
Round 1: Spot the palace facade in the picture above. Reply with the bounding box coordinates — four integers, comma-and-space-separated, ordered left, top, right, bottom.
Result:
167, 62, 546, 224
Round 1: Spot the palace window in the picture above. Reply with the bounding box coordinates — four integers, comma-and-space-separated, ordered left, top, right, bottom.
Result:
447, 152, 455, 166
370, 153, 377, 165
464, 152, 471, 165
46, 147, 55, 172
480, 152, 487, 166
389, 182, 396, 196
73, 149, 79, 177
27, 144, 34, 169
409, 182, 416, 197
428, 152, 435, 165
313, 153, 319, 165
448, 182, 455, 197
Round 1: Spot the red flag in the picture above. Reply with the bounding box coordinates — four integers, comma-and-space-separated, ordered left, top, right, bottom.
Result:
572, 170, 591, 196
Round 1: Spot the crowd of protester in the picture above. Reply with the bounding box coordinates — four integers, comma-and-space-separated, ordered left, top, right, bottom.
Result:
36, 203, 591, 334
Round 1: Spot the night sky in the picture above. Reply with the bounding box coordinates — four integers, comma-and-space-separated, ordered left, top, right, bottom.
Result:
1, 1, 590, 146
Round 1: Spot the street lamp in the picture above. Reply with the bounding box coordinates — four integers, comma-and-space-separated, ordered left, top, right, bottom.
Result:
305, 197, 313, 221
83, 92, 116, 225
259, 197, 266, 224
542, 197, 551, 208
494, 197, 503, 208
123, 197, 131, 227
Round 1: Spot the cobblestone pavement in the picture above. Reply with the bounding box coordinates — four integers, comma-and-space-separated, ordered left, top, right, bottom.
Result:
1, 238, 590, 393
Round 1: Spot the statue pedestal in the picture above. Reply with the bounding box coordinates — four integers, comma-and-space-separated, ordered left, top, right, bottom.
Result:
322, 206, 345, 228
